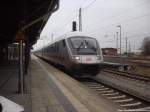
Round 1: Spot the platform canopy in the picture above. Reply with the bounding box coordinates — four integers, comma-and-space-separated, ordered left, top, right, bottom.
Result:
0, 0, 59, 46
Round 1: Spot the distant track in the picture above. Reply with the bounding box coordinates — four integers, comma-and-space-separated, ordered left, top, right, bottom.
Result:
102, 69, 150, 83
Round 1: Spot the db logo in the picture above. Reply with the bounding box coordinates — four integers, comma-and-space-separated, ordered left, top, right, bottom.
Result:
86, 58, 91, 61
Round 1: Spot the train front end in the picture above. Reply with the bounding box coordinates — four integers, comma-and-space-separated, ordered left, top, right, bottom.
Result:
67, 36, 103, 76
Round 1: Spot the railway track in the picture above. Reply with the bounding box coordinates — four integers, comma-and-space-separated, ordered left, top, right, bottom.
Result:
102, 69, 150, 83
78, 77, 150, 112
44, 59, 150, 111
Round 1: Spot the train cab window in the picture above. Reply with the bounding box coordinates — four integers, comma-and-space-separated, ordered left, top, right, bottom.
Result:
62, 39, 66, 47
68, 36, 99, 55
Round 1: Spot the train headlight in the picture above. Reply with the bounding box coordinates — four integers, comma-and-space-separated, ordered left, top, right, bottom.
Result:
73, 56, 80, 60
97, 56, 101, 60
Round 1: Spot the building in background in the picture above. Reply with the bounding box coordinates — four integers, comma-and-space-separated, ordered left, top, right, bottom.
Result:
102, 48, 117, 56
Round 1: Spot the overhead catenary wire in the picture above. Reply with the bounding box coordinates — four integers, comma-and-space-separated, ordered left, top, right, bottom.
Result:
82, 0, 96, 10
55, 0, 150, 38
49, 0, 150, 35
53, 0, 93, 35
85, 5, 150, 33
40, 0, 150, 51
52, 0, 113, 36
53, 12, 79, 34
86, 12, 150, 35
102, 32, 150, 45
103, 32, 150, 51
83, 0, 150, 29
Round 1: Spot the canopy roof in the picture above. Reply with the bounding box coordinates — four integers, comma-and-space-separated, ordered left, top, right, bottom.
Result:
0, 0, 59, 46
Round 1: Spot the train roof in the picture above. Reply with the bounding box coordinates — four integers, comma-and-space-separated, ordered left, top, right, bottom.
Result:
65, 32, 94, 38
42, 31, 96, 49
54, 32, 96, 42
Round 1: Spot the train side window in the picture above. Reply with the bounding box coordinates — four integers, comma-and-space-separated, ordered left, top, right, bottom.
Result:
54, 44, 56, 53
56, 43, 59, 52
52, 44, 55, 52
62, 39, 66, 47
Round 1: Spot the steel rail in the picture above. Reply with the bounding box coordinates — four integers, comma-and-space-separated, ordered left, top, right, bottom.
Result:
102, 69, 150, 83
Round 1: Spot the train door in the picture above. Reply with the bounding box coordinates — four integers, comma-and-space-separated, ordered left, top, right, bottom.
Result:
61, 39, 70, 66
57, 40, 65, 65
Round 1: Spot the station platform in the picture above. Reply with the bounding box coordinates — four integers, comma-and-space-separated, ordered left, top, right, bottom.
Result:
102, 62, 131, 71
0, 60, 18, 95
0, 55, 119, 112
29, 55, 118, 112
0, 59, 31, 112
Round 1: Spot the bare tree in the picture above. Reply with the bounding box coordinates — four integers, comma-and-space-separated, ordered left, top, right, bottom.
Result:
141, 36, 150, 56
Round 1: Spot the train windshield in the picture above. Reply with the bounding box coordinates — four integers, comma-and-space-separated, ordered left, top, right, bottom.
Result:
68, 37, 99, 55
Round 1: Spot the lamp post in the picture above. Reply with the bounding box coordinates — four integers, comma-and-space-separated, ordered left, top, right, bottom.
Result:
116, 32, 118, 54
117, 25, 122, 55
79, 8, 82, 32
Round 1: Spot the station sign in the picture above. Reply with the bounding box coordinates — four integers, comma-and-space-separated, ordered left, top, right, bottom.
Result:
16, 31, 25, 41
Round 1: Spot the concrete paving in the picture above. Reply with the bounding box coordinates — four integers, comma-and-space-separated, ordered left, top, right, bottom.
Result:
0, 60, 31, 112
29, 58, 66, 112
32, 55, 118, 112
0, 55, 119, 112
0, 60, 18, 95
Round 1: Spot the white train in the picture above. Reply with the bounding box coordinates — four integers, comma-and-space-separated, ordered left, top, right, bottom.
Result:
34, 32, 103, 77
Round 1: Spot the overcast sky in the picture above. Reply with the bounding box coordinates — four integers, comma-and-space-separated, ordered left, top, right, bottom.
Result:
34, 0, 150, 52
